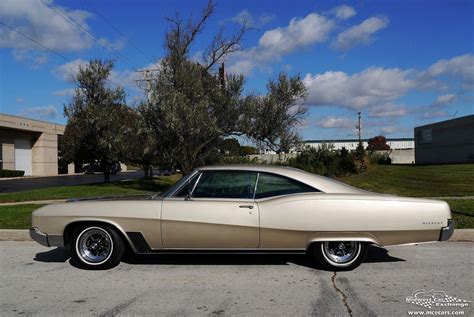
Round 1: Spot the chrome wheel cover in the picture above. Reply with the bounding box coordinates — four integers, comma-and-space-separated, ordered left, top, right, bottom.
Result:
76, 227, 113, 265
322, 241, 361, 266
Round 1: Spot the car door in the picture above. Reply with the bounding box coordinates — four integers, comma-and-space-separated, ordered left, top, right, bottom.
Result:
161, 170, 259, 248
255, 172, 321, 249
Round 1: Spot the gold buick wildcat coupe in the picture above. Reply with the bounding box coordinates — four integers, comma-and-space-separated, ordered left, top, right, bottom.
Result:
30, 165, 454, 270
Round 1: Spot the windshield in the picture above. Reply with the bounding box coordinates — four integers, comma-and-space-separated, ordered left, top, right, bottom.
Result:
157, 170, 197, 198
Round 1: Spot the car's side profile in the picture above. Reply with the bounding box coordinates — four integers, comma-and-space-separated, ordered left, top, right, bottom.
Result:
30, 165, 454, 270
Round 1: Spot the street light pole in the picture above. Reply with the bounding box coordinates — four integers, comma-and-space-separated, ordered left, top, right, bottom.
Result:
356, 112, 362, 143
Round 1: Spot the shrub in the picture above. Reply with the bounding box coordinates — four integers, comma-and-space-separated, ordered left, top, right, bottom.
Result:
368, 152, 392, 165
353, 142, 368, 173
0, 169, 25, 177
287, 145, 356, 177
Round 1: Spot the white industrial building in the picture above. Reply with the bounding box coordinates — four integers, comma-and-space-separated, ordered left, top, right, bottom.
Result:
304, 138, 414, 151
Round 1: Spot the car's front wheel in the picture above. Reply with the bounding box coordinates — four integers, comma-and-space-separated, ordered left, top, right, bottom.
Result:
70, 225, 125, 270
309, 241, 368, 271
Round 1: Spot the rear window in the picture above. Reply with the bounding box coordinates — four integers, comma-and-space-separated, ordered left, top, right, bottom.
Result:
255, 173, 318, 199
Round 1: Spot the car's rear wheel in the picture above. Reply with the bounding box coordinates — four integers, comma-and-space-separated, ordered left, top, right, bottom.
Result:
309, 241, 367, 271
70, 225, 124, 270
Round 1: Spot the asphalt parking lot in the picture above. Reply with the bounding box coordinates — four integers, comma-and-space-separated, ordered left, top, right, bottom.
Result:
0, 241, 472, 316
0, 171, 144, 193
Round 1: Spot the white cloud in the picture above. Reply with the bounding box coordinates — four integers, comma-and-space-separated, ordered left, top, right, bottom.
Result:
12, 49, 48, 69
315, 116, 354, 129
380, 125, 397, 134
15, 97, 25, 104
426, 54, 474, 90
51, 59, 88, 83
231, 10, 275, 28
415, 94, 457, 119
303, 67, 415, 109
110, 69, 139, 90
228, 12, 334, 75
53, 88, 75, 97
0, 0, 94, 52
433, 94, 456, 106
258, 13, 334, 54
332, 17, 389, 51
419, 109, 450, 119
52, 59, 142, 91
19, 105, 58, 119
334, 5, 356, 20
302, 53, 472, 121
369, 103, 407, 118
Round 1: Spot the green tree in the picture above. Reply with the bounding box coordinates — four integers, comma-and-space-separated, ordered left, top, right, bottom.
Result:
142, 1, 308, 174
243, 73, 307, 153
62, 59, 129, 182
220, 138, 241, 156
354, 141, 368, 173
121, 106, 159, 178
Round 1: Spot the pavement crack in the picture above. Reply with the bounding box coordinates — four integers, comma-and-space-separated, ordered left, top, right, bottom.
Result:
98, 296, 138, 317
331, 272, 353, 317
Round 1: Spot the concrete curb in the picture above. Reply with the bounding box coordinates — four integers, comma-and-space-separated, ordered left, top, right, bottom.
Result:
0, 229, 31, 241
0, 170, 140, 181
1, 229, 473, 242
0, 199, 67, 206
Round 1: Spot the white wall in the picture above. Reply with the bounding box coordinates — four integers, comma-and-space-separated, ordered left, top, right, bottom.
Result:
305, 140, 414, 151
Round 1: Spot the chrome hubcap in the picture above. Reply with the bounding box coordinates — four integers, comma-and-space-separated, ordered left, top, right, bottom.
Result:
77, 228, 112, 264
323, 241, 359, 264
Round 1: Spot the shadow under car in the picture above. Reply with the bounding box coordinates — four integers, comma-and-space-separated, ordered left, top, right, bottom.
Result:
34, 245, 405, 271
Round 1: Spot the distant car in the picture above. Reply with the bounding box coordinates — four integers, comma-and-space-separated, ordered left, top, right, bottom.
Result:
156, 166, 175, 176
30, 165, 454, 270
82, 162, 121, 175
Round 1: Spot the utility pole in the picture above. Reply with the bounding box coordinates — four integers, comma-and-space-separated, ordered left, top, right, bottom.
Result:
135, 68, 160, 103
356, 112, 362, 143
218, 62, 225, 87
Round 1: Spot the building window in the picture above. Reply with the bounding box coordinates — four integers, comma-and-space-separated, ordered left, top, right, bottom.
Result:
0, 143, 3, 169
418, 129, 432, 144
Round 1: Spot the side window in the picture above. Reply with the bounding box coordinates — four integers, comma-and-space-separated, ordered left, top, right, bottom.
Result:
174, 173, 201, 197
193, 171, 257, 199
255, 173, 318, 199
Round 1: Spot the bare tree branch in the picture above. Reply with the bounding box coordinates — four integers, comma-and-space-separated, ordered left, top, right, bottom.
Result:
204, 22, 249, 71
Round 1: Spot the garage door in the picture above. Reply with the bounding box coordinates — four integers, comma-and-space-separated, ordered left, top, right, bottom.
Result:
15, 139, 32, 176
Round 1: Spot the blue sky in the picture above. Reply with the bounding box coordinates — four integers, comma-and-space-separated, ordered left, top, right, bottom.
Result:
1, 0, 473, 141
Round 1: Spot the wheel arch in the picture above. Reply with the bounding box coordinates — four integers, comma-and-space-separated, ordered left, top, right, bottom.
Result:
63, 220, 136, 253
305, 232, 381, 250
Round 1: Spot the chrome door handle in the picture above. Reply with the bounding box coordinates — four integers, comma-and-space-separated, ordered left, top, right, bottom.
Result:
239, 205, 254, 209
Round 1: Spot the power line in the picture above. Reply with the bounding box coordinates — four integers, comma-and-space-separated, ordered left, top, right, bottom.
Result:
81, 0, 155, 65
40, 0, 140, 69
0, 20, 74, 64
0, 20, 137, 96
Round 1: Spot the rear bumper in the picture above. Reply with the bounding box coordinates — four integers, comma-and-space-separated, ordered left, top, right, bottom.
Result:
439, 219, 455, 241
29, 228, 64, 247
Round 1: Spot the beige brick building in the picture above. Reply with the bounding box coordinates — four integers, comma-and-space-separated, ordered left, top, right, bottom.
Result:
0, 113, 71, 176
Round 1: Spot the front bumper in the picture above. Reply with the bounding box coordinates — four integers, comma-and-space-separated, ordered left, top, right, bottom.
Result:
29, 228, 64, 247
439, 219, 455, 241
